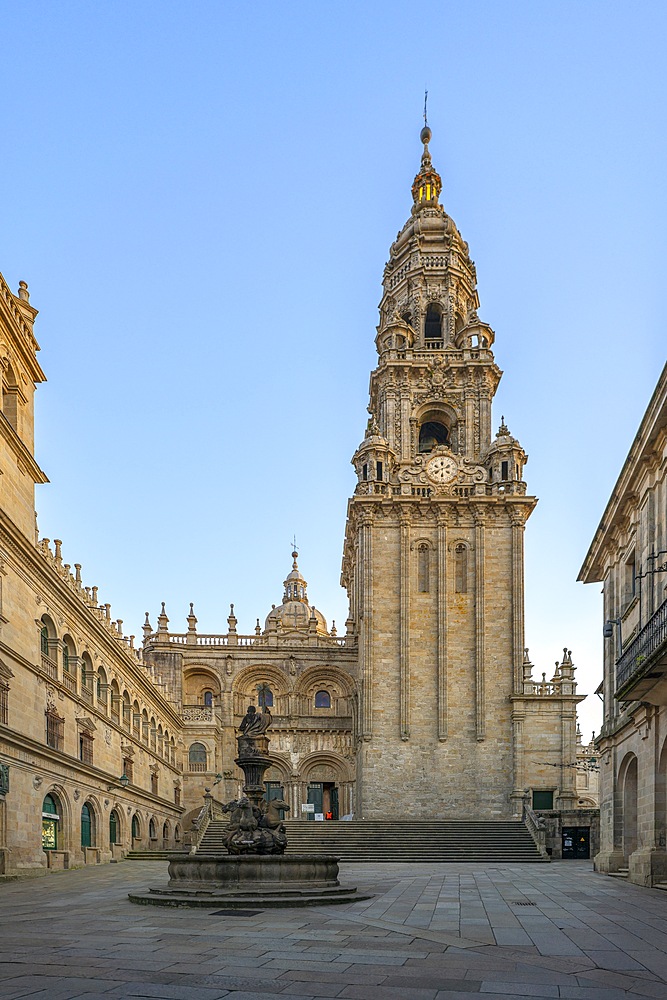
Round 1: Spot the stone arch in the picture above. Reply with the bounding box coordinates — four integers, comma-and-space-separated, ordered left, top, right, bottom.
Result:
183, 666, 222, 705
122, 690, 131, 729
300, 751, 354, 784
131, 811, 142, 843
132, 700, 141, 739
80, 797, 100, 849
108, 805, 124, 847
61, 632, 76, 677
265, 753, 292, 783
299, 752, 355, 820
232, 664, 290, 717
295, 666, 355, 716
657, 737, 667, 850
162, 818, 171, 847
415, 401, 460, 455
81, 651, 94, 694
42, 784, 71, 854
618, 752, 639, 862
96, 665, 109, 714
39, 613, 58, 663
188, 741, 209, 773
148, 816, 157, 842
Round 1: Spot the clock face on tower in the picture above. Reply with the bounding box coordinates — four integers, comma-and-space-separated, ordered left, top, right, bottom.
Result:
426, 454, 458, 484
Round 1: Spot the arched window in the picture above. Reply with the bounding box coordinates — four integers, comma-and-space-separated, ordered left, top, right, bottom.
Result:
149, 819, 157, 840
174, 824, 182, 843
418, 543, 430, 593
42, 794, 59, 850
188, 742, 207, 772
131, 814, 140, 840
40, 626, 49, 656
455, 544, 468, 594
257, 685, 273, 708
97, 667, 108, 711
81, 803, 92, 848
109, 809, 119, 846
424, 304, 442, 341
162, 821, 169, 841
203, 690, 213, 707
314, 690, 331, 709
419, 421, 449, 453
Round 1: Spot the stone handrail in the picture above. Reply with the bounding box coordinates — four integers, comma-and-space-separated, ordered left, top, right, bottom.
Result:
522, 802, 549, 860
188, 791, 228, 854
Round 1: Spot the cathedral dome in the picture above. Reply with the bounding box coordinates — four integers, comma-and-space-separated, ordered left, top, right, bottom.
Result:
263, 551, 329, 636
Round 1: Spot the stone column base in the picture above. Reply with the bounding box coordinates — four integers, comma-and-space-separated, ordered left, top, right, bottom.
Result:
629, 848, 667, 887
593, 850, 626, 873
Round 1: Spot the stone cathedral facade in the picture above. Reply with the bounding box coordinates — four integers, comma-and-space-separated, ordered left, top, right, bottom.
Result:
0, 128, 593, 874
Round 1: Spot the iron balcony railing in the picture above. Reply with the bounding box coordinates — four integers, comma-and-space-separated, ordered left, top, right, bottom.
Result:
616, 597, 667, 694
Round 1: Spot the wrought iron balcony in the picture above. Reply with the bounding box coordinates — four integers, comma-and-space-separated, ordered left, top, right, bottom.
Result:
616, 597, 667, 703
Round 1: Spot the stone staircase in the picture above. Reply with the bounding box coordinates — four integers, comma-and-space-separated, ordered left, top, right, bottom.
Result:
125, 819, 547, 863
281, 820, 547, 863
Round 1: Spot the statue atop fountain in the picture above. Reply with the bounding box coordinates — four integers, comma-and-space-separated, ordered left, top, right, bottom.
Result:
220, 703, 290, 854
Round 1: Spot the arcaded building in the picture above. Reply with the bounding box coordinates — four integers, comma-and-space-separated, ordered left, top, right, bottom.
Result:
580, 363, 667, 886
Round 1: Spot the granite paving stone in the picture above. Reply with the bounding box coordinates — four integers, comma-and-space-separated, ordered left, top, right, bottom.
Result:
2, 860, 667, 1000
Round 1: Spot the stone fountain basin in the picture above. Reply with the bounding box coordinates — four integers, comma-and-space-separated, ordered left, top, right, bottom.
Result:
127, 853, 372, 907
167, 853, 340, 889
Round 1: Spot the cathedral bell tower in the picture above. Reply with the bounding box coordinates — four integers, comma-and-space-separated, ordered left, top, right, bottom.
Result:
341, 126, 536, 819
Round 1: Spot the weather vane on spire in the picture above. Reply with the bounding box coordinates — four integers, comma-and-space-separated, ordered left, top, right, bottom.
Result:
423, 89, 428, 126
292, 534, 298, 554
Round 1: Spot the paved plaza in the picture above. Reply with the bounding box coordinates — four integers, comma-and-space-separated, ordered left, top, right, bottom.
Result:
1, 860, 667, 999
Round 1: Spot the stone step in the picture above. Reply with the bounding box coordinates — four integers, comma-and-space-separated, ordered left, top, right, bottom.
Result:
196, 818, 546, 863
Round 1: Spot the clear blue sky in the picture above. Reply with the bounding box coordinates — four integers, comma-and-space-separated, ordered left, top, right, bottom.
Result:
2, 1, 665, 740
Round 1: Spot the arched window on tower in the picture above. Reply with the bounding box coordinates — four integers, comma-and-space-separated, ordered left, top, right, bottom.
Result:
203, 690, 213, 707
419, 421, 449, 453
418, 543, 430, 593
455, 544, 468, 594
424, 304, 443, 342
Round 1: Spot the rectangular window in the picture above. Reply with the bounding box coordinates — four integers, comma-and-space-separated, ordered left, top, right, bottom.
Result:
625, 550, 636, 602
501, 460, 509, 481
79, 732, 94, 766
532, 790, 554, 810
376, 461, 383, 481
0, 683, 7, 726
45, 711, 64, 752
174, 786, 181, 807
123, 757, 134, 783
151, 773, 159, 796
362, 464, 368, 481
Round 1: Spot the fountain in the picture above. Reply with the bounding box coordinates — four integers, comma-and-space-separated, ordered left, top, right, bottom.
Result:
129, 704, 368, 907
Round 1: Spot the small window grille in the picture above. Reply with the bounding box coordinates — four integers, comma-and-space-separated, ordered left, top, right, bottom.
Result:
45, 710, 64, 751
79, 732, 94, 766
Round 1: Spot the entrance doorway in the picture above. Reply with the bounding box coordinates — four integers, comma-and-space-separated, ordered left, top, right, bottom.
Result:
42, 794, 59, 850
307, 782, 339, 820
264, 781, 286, 819
80, 803, 92, 848
562, 826, 590, 859
109, 809, 119, 847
